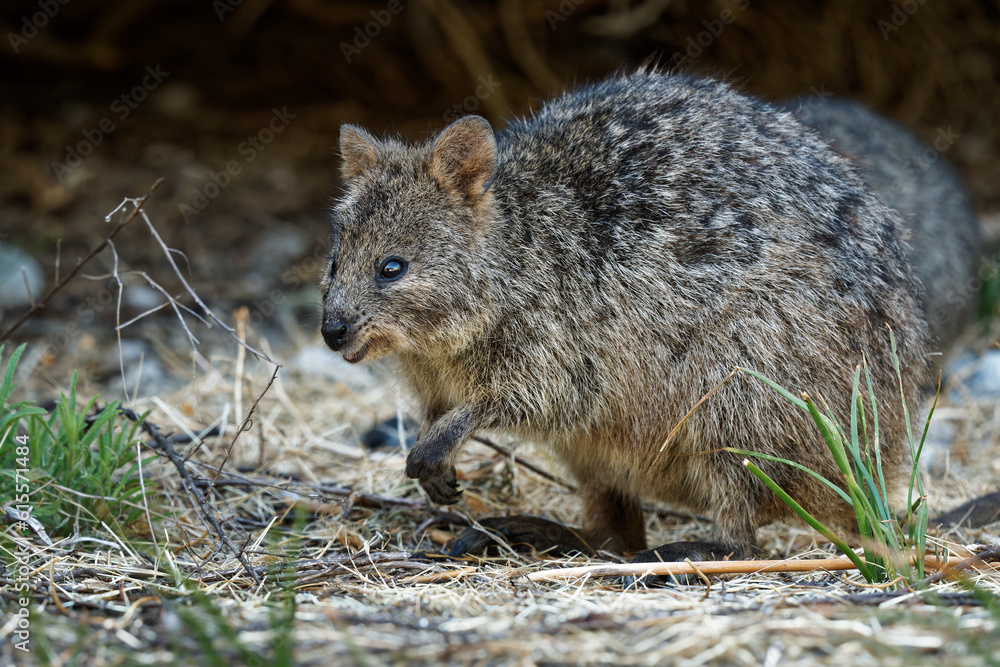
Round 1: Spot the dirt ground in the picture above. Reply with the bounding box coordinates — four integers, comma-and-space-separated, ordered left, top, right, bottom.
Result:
2, 1, 1000, 665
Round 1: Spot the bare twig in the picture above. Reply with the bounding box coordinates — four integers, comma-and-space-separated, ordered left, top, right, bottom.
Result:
125, 269, 211, 346
122, 408, 265, 586
400, 566, 478, 584
524, 555, 989, 582
917, 545, 1000, 587
473, 435, 574, 490
183, 463, 457, 516
54, 238, 61, 285
233, 307, 248, 430
187, 551, 413, 584
209, 364, 280, 485
108, 238, 129, 402
134, 438, 158, 554
136, 208, 276, 364
20, 267, 36, 307
0, 178, 164, 342
660, 366, 739, 452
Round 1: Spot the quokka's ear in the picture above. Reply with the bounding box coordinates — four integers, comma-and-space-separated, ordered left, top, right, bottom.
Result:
340, 124, 381, 181
430, 115, 498, 200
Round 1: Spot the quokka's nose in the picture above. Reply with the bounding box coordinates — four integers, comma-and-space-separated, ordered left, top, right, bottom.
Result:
321, 317, 352, 351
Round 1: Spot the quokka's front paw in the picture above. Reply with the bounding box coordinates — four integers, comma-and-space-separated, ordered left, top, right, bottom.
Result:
419, 466, 462, 504
406, 448, 462, 504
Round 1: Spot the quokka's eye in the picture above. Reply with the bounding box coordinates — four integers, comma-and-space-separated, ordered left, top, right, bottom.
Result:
328, 260, 337, 278
378, 257, 407, 281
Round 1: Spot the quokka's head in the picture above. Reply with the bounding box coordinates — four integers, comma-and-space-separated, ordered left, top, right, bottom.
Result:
321, 115, 499, 364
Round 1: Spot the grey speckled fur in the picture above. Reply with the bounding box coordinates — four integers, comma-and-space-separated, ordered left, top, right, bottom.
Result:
785, 97, 982, 352
321, 70, 931, 561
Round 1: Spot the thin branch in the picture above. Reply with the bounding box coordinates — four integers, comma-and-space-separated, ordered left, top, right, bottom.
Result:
114, 300, 173, 330
400, 566, 478, 584
137, 208, 275, 364
107, 238, 130, 404
660, 366, 739, 452
188, 551, 413, 584
917, 544, 1000, 587
0, 178, 164, 342
473, 435, 574, 490
209, 364, 280, 485
21, 267, 36, 308
128, 269, 204, 348
524, 555, 992, 582
122, 408, 265, 586
54, 238, 61, 285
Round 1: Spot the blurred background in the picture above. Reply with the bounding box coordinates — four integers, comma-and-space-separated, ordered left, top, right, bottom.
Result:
0, 0, 998, 394
4, 5, 1000, 661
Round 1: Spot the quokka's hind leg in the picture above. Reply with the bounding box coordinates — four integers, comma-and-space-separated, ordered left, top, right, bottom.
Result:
579, 484, 647, 553
624, 463, 768, 587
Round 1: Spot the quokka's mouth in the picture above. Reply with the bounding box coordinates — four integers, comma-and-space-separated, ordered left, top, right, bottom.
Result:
342, 339, 372, 364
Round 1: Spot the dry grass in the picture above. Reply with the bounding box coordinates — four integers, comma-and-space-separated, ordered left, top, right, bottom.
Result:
2, 3, 999, 660
3, 332, 1000, 666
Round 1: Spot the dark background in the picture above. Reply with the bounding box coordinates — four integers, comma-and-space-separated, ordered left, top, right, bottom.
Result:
1, 0, 998, 358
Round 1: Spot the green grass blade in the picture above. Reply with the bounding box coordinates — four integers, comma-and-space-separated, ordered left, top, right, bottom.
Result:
908, 380, 937, 502
743, 459, 876, 581
0, 343, 27, 405
726, 448, 852, 504
846, 369, 885, 517
738, 368, 807, 410
889, 331, 918, 471
803, 393, 850, 476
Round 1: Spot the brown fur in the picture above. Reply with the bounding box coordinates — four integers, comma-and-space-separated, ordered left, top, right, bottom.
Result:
321, 70, 930, 561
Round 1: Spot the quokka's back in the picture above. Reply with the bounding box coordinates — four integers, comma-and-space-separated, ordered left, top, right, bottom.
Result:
322, 69, 931, 562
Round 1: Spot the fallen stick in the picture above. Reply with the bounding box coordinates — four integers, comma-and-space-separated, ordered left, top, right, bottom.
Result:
400, 566, 478, 584
0, 178, 163, 342
524, 555, 996, 582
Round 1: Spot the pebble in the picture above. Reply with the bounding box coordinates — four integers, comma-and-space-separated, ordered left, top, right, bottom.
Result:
921, 348, 1000, 472
946, 350, 1000, 400
0, 244, 45, 315
106, 339, 170, 396
363, 415, 418, 451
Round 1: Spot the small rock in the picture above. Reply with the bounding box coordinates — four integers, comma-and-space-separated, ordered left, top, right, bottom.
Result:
124, 284, 165, 311
0, 244, 45, 313
965, 350, 1000, 396
947, 350, 1000, 400
106, 339, 169, 396
363, 415, 418, 451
